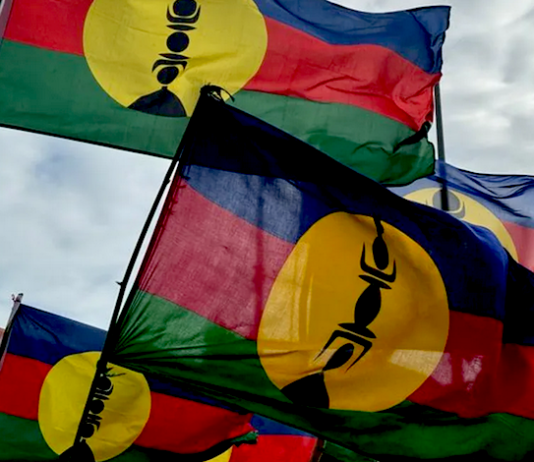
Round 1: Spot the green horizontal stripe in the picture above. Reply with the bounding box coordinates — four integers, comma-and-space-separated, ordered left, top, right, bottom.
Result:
113, 290, 279, 399
232, 92, 434, 185
0, 413, 56, 460
0, 41, 433, 185
0, 41, 185, 157
114, 292, 534, 461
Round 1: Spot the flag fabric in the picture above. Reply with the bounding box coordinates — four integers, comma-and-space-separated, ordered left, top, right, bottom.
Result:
0, 0, 449, 184
234, 417, 376, 462
110, 94, 534, 461
319, 442, 378, 462
0, 303, 254, 461
391, 160, 534, 272
227, 415, 318, 462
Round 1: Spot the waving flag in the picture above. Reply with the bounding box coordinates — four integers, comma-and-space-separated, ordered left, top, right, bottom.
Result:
227, 415, 318, 462
0, 304, 253, 461
391, 161, 534, 271
0, 0, 449, 184
109, 94, 534, 461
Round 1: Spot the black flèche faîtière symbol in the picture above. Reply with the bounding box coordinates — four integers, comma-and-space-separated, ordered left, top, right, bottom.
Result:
129, 0, 201, 117
79, 368, 118, 440
280, 217, 396, 408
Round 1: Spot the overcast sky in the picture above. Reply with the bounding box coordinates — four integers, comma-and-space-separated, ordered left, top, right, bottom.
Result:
1, 0, 534, 329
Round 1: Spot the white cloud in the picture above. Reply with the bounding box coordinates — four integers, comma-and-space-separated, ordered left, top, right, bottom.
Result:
0, 129, 168, 328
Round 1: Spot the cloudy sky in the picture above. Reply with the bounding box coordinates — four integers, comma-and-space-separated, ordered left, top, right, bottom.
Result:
1, 0, 534, 329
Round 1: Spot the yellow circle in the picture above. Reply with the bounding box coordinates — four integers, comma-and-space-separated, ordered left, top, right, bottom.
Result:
83, 0, 267, 116
38, 352, 151, 461
258, 213, 449, 412
405, 188, 518, 260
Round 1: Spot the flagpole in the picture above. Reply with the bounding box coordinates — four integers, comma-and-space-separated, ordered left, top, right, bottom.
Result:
69, 88, 215, 451
0, 293, 23, 366
310, 439, 325, 462
72, 131, 188, 446
0, 0, 14, 42
434, 83, 449, 212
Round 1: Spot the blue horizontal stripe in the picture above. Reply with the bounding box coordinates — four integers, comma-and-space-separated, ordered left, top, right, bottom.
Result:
7, 305, 105, 364
254, 0, 450, 73
251, 415, 312, 436
390, 161, 534, 229
187, 167, 334, 244
182, 97, 534, 346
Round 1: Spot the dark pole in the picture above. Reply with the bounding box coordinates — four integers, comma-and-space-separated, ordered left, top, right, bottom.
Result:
311, 439, 325, 462
0, 293, 23, 366
434, 83, 449, 211
70, 88, 211, 449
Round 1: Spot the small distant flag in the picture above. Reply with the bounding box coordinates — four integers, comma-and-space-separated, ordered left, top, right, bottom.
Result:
0, 0, 449, 184
109, 94, 534, 461
391, 161, 534, 271
0, 304, 253, 461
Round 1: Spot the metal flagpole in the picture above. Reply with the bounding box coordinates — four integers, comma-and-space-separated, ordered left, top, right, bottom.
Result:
65, 88, 215, 458
434, 83, 449, 212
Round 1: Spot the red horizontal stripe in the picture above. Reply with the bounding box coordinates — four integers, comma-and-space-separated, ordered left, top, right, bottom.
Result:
230, 435, 317, 462
4, 0, 90, 55
245, 17, 438, 130
139, 184, 294, 340
410, 311, 534, 419
0, 354, 51, 420
136, 391, 252, 453
504, 220, 534, 272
